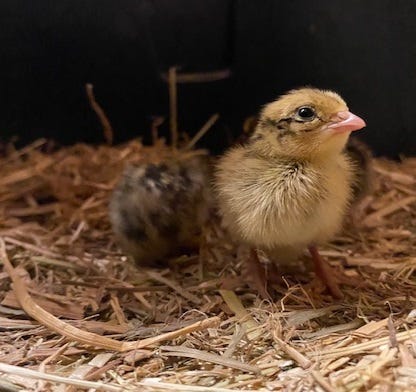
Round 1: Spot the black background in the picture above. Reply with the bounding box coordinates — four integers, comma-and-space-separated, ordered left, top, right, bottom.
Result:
1, 0, 415, 157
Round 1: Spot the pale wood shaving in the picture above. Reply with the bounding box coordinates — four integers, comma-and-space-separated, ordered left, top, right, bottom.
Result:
160, 345, 260, 373
0, 363, 124, 391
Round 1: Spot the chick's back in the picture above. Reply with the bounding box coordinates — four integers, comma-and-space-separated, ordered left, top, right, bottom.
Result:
109, 153, 211, 266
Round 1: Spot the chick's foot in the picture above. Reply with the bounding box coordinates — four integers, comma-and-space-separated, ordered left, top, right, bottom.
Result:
241, 248, 282, 299
308, 245, 344, 299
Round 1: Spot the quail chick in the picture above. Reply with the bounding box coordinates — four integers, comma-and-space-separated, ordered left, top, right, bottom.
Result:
109, 151, 212, 267
215, 87, 366, 298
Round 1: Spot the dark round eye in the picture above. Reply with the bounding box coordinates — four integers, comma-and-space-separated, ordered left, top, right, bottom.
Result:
296, 106, 316, 121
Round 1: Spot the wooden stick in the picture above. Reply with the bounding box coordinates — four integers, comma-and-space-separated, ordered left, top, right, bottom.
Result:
168, 67, 178, 148
85, 83, 114, 145
161, 68, 231, 84
184, 113, 219, 151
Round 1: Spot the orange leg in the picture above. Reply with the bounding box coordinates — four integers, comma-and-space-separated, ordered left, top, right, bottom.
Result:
241, 248, 284, 299
222, 247, 284, 298
242, 249, 270, 299
308, 245, 344, 299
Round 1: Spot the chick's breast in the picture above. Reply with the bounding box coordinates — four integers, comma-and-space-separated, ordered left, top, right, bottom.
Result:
215, 146, 353, 252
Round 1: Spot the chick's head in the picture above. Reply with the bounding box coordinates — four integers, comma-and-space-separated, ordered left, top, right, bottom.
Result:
251, 87, 366, 161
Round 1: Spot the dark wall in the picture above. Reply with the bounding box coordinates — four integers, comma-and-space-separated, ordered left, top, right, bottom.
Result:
1, 0, 415, 157
231, 0, 416, 157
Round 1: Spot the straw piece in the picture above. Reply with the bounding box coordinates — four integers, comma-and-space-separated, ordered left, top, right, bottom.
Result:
146, 270, 201, 304
373, 164, 415, 185
399, 344, 416, 367
311, 370, 337, 392
161, 68, 232, 83
0, 377, 22, 392
168, 67, 178, 148
66, 353, 114, 385
301, 319, 364, 339
140, 378, 240, 391
122, 317, 220, 351
223, 325, 246, 358
362, 196, 416, 227
0, 316, 38, 330
2, 290, 85, 319
160, 346, 260, 373
6, 203, 60, 217
397, 367, 416, 378
312, 328, 416, 359
4, 236, 61, 259
3, 138, 47, 164
85, 83, 114, 145
285, 306, 341, 327
219, 290, 261, 341
35, 342, 69, 392
272, 335, 312, 369
0, 157, 54, 187
184, 114, 219, 151
354, 318, 388, 336
0, 363, 123, 392
30, 256, 85, 271
387, 316, 398, 348
109, 293, 129, 327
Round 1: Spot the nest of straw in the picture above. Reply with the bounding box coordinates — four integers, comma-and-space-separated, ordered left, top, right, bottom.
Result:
0, 136, 415, 392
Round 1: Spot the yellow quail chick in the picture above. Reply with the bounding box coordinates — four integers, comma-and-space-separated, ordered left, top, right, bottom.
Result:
215, 87, 366, 298
109, 151, 211, 267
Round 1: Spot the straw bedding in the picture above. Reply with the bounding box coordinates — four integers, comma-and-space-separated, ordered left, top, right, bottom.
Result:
0, 138, 415, 391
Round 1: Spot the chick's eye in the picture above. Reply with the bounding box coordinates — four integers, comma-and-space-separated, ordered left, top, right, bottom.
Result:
296, 106, 316, 121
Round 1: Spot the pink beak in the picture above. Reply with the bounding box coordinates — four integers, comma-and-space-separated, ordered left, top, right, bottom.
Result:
327, 111, 366, 133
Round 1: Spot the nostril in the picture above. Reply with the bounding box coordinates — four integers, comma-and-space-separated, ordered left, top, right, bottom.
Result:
335, 111, 350, 121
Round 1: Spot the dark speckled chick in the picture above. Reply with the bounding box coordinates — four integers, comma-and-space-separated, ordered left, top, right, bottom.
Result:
109, 152, 212, 267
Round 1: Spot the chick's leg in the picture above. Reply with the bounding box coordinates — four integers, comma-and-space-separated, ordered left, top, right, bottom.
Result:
240, 248, 283, 299
308, 245, 344, 299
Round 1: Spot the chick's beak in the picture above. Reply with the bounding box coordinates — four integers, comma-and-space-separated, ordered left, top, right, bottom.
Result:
327, 111, 366, 133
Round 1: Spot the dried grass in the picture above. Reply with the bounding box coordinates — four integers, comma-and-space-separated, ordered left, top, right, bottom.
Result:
0, 138, 415, 391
